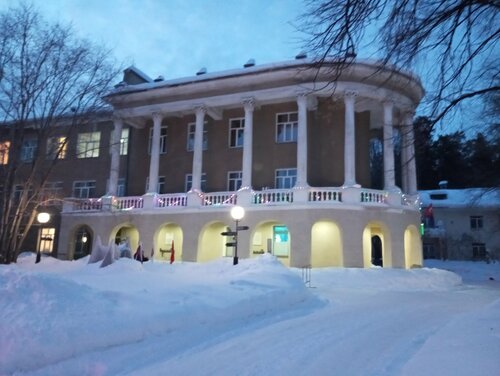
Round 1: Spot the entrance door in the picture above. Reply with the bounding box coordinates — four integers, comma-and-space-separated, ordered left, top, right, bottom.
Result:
371, 235, 383, 267
273, 225, 290, 257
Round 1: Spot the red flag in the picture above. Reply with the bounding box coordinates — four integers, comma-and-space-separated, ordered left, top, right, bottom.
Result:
424, 204, 433, 218
170, 240, 175, 264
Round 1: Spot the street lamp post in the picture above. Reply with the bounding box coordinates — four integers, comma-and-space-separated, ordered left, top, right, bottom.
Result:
36, 212, 50, 263
230, 206, 245, 265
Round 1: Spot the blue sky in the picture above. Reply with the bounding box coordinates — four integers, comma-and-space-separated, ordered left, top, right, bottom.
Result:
2, 0, 306, 80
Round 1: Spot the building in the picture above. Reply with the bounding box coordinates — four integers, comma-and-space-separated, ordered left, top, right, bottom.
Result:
420, 186, 500, 261
36, 57, 425, 268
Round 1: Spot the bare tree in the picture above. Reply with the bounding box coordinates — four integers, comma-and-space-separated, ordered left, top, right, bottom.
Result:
0, 3, 119, 263
298, 0, 500, 130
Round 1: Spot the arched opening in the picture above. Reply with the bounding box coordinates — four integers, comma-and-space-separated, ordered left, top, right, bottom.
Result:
404, 225, 423, 268
73, 225, 93, 260
371, 235, 383, 267
198, 221, 228, 262
155, 223, 183, 262
362, 222, 392, 268
251, 221, 291, 266
311, 220, 343, 267
111, 224, 140, 257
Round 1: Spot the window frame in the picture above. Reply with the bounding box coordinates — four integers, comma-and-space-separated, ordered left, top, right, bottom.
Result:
0, 141, 10, 165
227, 171, 242, 191
470, 215, 484, 230
47, 136, 67, 160
20, 138, 38, 162
229, 118, 245, 148
187, 122, 208, 152
72, 180, 96, 198
275, 168, 297, 189
77, 132, 101, 159
148, 125, 168, 155
275, 112, 298, 143
185, 173, 207, 192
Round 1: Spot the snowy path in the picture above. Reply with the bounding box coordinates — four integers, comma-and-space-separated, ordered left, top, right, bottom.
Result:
19, 269, 500, 376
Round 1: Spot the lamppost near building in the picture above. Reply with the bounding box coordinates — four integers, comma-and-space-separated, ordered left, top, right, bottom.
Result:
36, 212, 50, 263
221, 206, 248, 265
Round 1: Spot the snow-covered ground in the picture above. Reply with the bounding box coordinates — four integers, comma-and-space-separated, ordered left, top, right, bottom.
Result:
1, 254, 499, 376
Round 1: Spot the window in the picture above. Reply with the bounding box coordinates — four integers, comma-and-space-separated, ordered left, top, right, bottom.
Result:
470, 216, 483, 230
77, 132, 101, 158
187, 122, 208, 151
185, 173, 207, 192
228, 171, 242, 191
21, 138, 37, 162
149, 126, 168, 154
117, 178, 126, 197
275, 168, 297, 189
276, 112, 298, 143
120, 128, 129, 155
39, 181, 64, 203
472, 243, 486, 259
73, 180, 96, 198
47, 136, 67, 159
145, 176, 166, 194
39, 227, 55, 254
0, 141, 10, 165
229, 118, 244, 148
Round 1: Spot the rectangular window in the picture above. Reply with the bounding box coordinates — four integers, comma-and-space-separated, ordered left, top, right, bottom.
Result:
187, 122, 208, 151
21, 138, 37, 162
470, 216, 483, 230
472, 243, 486, 259
227, 171, 242, 191
39, 181, 64, 203
145, 176, 166, 194
73, 180, 96, 198
149, 126, 168, 154
229, 118, 244, 148
275, 168, 297, 189
39, 227, 55, 254
185, 173, 207, 192
77, 132, 101, 158
117, 178, 126, 197
276, 112, 298, 143
47, 136, 67, 159
0, 141, 10, 165
120, 128, 129, 155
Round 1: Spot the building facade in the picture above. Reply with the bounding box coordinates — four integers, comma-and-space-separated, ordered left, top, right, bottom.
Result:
48, 58, 425, 268
420, 187, 500, 261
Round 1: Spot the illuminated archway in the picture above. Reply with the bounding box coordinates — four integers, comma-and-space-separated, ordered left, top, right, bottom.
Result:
404, 225, 423, 268
155, 223, 183, 261
362, 222, 392, 268
311, 220, 343, 267
110, 224, 140, 256
251, 221, 291, 266
72, 225, 93, 260
197, 221, 228, 262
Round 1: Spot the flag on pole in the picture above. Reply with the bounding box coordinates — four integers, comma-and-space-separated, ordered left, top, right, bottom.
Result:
170, 240, 175, 264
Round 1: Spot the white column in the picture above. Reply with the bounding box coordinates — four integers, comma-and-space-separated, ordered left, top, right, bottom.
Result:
191, 106, 206, 192
148, 112, 162, 194
401, 121, 409, 193
343, 91, 357, 187
295, 94, 309, 188
107, 116, 123, 196
383, 100, 396, 190
241, 98, 254, 189
404, 110, 417, 194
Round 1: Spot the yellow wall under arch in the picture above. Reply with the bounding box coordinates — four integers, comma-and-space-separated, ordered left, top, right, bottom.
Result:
197, 221, 227, 262
311, 220, 343, 267
404, 225, 423, 268
362, 222, 392, 268
155, 223, 183, 261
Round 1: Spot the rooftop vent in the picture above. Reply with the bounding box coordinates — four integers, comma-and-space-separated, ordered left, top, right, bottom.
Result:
295, 51, 307, 59
196, 67, 207, 76
243, 59, 255, 68
438, 180, 448, 189
154, 75, 164, 82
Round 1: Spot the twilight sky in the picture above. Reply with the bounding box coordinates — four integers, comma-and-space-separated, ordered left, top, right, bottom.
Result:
2, 0, 307, 80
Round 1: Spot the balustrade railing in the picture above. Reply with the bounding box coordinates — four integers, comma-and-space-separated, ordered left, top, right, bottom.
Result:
155, 193, 187, 208
201, 191, 237, 206
309, 188, 342, 202
63, 187, 419, 214
253, 189, 293, 204
360, 189, 387, 204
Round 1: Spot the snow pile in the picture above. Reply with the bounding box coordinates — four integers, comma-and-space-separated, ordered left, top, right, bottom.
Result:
1, 256, 499, 376
0, 254, 317, 375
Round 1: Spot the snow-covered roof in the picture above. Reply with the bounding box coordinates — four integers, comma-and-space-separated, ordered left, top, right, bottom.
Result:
108, 57, 423, 97
419, 188, 500, 209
